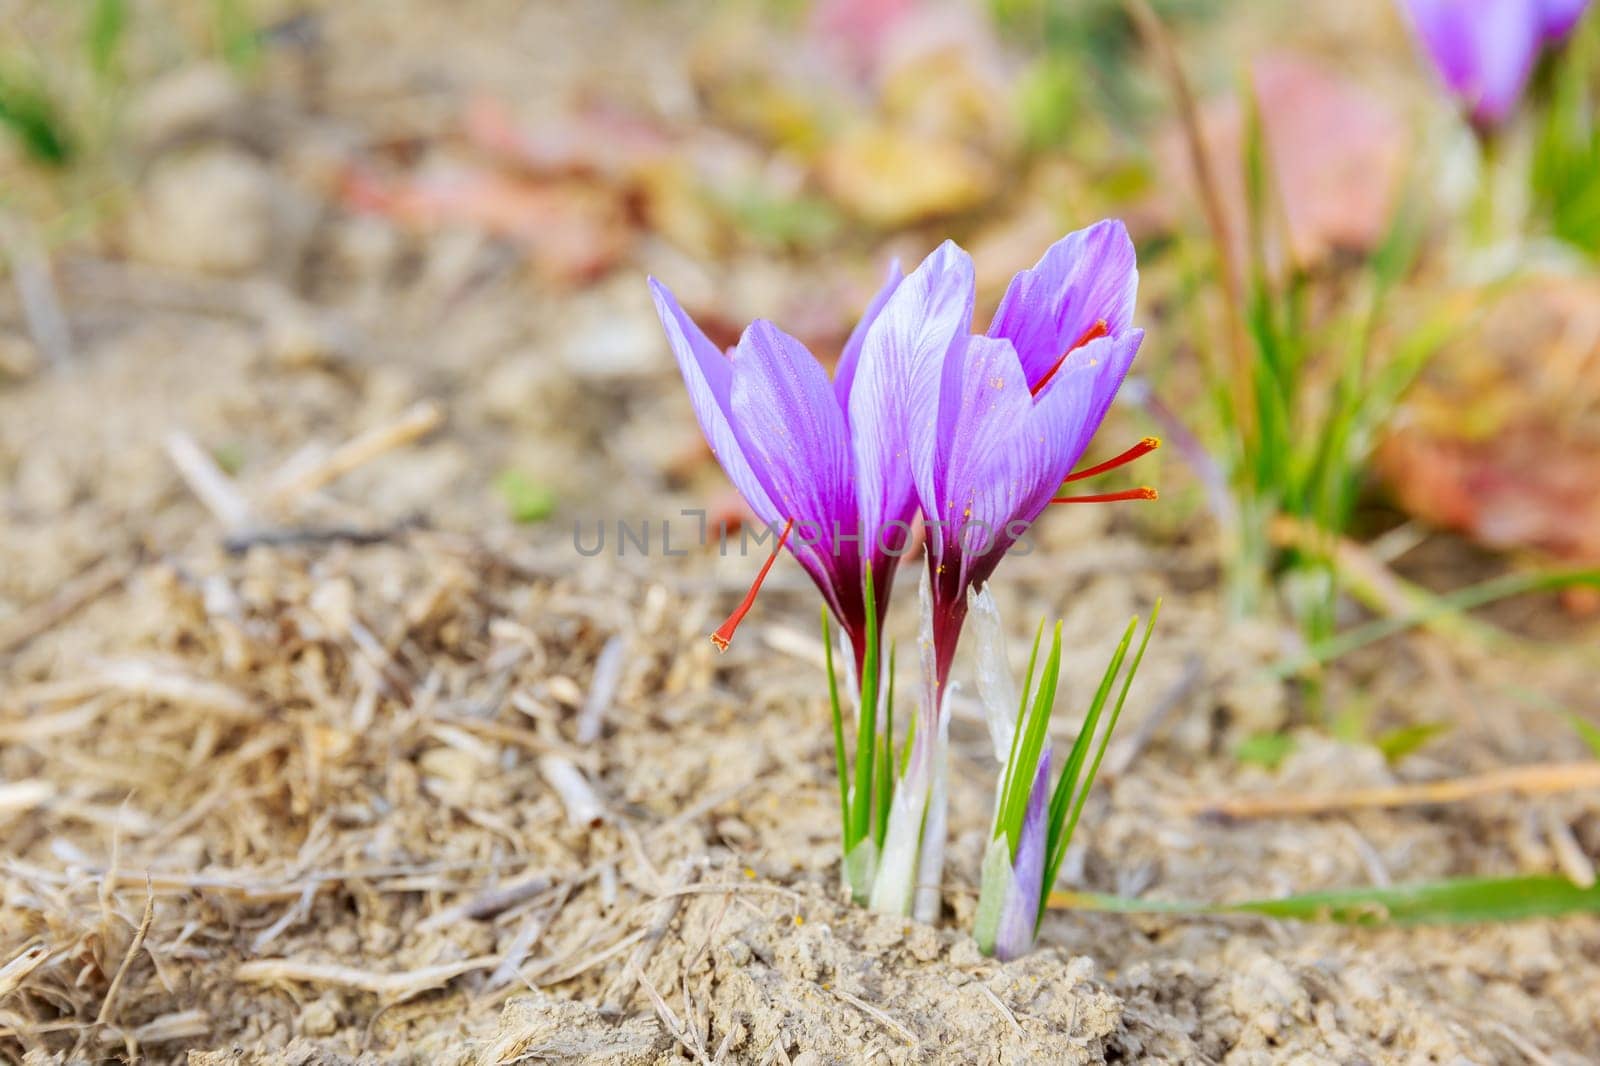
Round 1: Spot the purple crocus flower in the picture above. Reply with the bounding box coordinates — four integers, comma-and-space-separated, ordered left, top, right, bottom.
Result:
888, 220, 1150, 699
1540, 0, 1592, 40
1398, 0, 1583, 128
650, 264, 911, 672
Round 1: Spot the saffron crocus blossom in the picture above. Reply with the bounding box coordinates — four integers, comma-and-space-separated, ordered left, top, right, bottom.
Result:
911, 219, 1149, 704
649, 264, 907, 673
1398, 0, 1589, 128
863, 221, 1154, 918
653, 263, 928, 905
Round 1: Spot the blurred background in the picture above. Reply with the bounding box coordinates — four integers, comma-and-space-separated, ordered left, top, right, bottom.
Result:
2, 0, 1599, 1061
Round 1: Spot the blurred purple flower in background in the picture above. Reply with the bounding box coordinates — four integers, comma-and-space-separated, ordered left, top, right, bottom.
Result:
1540, 0, 1593, 40
1399, 0, 1592, 127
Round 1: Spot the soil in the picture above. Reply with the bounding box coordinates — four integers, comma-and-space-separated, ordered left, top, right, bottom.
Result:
2, 1, 1599, 1063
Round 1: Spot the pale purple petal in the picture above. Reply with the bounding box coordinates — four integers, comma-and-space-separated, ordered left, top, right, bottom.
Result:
923, 335, 1034, 568
1401, 0, 1543, 126
729, 319, 858, 616
1540, 0, 1590, 40
833, 258, 904, 406
945, 330, 1143, 596
852, 240, 975, 563
993, 746, 1051, 961
650, 279, 781, 526
986, 219, 1138, 389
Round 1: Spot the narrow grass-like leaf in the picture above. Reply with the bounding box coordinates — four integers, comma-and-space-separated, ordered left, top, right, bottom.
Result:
998, 623, 1062, 858
1373, 721, 1451, 765
87, 0, 128, 79
850, 568, 879, 850
1044, 618, 1136, 878
0, 67, 74, 166
821, 612, 851, 847
994, 619, 1047, 842
1567, 714, 1600, 760
1045, 602, 1161, 918
1235, 731, 1295, 768
1050, 874, 1600, 925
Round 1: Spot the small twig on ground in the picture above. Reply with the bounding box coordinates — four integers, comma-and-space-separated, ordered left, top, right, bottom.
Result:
0, 554, 137, 657
1543, 810, 1596, 888
419, 869, 555, 932
7, 658, 259, 720
222, 516, 426, 555
96, 1009, 210, 1048
576, 635, 627, 745
165, 430, 257, 533
233, 955, 497, 1002
534, 926, 650, 987
0, 782, 56, 827
539, 754, 608, 829
1184, 761, 1600, 819
264, 401, 443, 508
95, 882, 155, 1030
973, 981, 1023, 1038
824, 985, 917, 1047
0, 211, 73, 368
602, 859, 699, 1016
0, 944, 51, 997
634, 962, 713, 1066
486, 887, 570, 990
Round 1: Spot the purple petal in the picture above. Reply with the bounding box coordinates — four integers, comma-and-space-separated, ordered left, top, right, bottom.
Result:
986, 220, 1138, 390
923, 335, 1034, 566
650, 279, 781, 526
1401, 0, 1542, 126
833, 258, 904, 407
729, 319, 859, 617
1540, 0, 1590, 40
949, 330, 1144, 595
994, 746, 1052, 961
852, 241, 975, 564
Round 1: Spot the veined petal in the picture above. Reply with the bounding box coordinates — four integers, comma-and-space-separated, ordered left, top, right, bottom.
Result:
951, 329, 1141, 594
649, 279, 781, 526
987, 219, 1138, 389
854, 240, 975, 561
928, 335, 1034, 564
834, 258, 904, 406
729, 319, 858, 613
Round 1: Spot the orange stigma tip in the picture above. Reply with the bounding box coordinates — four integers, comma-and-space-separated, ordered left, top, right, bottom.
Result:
1051, 486, 1158, 505
709, 518, 793, 652
1032, 318, 1110, 397
1064, 436, 1161, 484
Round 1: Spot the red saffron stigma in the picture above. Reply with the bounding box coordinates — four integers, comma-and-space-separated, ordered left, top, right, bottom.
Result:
1031, 318, 1109, 397
1065, 437, 1161, 483
1050, 486, 1159, 505
710, 518, 794, 652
